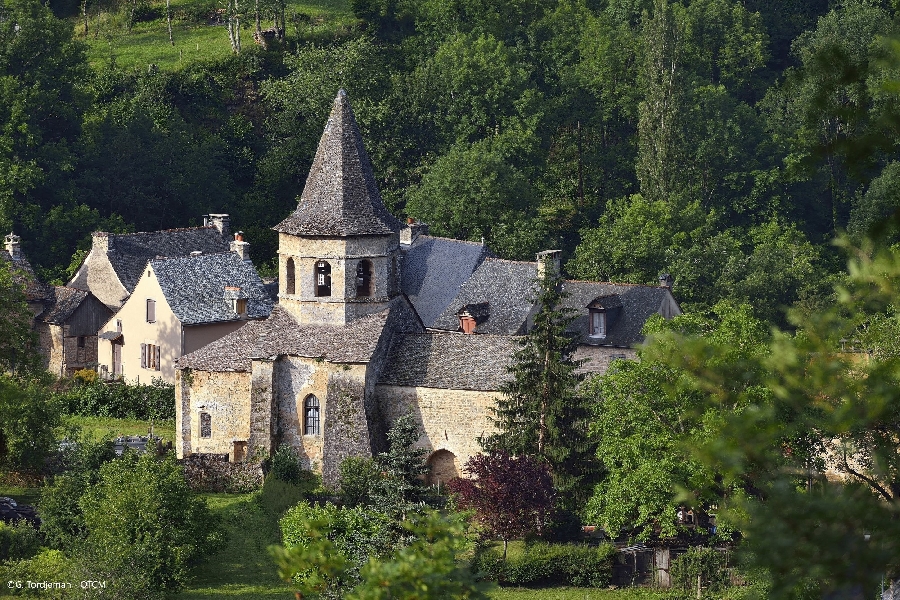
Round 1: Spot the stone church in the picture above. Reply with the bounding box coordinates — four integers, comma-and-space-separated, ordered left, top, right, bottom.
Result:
175, 90, 681, 488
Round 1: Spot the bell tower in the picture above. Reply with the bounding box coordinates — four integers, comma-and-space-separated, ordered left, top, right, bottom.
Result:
274, 90, 402, 325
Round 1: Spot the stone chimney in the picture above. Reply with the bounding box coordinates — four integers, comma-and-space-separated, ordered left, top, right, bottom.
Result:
92, 231, 111, 254
204, 214, 231, 239
659, 273, 674, 289
400, 218, 430, 245
4, 233, 21, 260
230, 231, 250, 262
536, 250, 562, 280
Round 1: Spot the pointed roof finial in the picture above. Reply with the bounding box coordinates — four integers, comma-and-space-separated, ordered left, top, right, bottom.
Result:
274, 90, 400, 237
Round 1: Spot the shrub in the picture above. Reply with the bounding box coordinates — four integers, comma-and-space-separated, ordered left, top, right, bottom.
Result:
671, 546, 731, 594
56, 378, 175, 421
0, 521, 41, 561
472, 541, 615, 588
72, 368, 97, 385
280, 501, 398, 593
338, 456, 379, 507
270, 444, 305, 484
0, 549, 77, 599
0, 377, 62, 472
80, 451, 220, 598
259, 473, 320, 517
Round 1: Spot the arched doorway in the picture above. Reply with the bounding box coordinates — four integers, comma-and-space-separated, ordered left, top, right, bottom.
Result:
426, 449, 459, 488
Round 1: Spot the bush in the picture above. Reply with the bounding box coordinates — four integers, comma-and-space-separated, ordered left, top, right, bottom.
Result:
259, 473, 320, 517
0, 521, 41, 561
0, 377, 62, 472
671, 546, 731, 594
72, 368, 97, 385
270, 444, 305, 484
280, 501, 398, 593
338, 456, 379, 507
0, 549, 77, 598
80, 451, 220, 598
56, 378, 175, 421
472, 541, 615, 588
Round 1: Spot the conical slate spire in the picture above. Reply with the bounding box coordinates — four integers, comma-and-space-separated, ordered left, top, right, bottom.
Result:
274, 90, 401, 237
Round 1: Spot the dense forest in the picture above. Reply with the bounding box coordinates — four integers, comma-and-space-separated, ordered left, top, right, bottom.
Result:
2, 0, 900, 323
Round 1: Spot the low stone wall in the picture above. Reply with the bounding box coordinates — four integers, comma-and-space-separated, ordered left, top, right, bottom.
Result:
180, 453, 264, 493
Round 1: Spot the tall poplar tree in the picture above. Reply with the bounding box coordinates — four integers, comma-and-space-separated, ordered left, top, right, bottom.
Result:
484, 257, 596, 512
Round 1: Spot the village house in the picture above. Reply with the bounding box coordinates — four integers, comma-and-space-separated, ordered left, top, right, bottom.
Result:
175, 90, 681, 487
67, 215, 232, 310
97, 246, 273, 383
3, 233, 112, 376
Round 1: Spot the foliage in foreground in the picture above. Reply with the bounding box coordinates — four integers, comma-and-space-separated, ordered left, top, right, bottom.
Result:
78, 451, 219, 597
272, 509, 493, 600
652, 241, 900, 597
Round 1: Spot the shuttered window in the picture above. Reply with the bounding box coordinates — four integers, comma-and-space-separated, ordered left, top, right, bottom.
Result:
141, 343, 161, 370
146, 299, 156, 323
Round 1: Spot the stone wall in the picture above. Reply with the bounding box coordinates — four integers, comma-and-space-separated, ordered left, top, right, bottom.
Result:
574, 345, 637, 376
322, 372, 371, 488
180, 453, 264, 492
278, 233, 400, 325
273, 355, 330, 469
178, 369, 251, 458
35, 322, 64, 378
375, 384, 501, 479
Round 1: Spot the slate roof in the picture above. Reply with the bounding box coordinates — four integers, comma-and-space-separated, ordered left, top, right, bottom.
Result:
433, 259, 678, 347
274, 90, 401, 237
560, 281, 677, 347
1, 250, 51, 302
178, 296, 422, 372
151, 253, 274, 325
102, 227, 229, 293
37, 287, 90, 325
378, 333, 517, 391
432, 259, 538, 334
401, 235, 493, 327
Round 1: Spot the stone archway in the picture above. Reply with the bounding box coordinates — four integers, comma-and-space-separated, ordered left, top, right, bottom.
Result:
426, 449, 459, 488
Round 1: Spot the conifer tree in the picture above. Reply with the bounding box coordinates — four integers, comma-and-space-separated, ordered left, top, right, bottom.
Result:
484, 257, 596, 513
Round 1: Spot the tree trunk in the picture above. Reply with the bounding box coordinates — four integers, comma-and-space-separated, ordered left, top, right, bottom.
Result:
82, 0, 88, 35
503, 538, 508, 561
166, 0, 174, 45
254, 0, 260, 36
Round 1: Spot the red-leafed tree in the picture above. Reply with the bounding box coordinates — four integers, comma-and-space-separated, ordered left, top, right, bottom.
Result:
447, 452, 555, 559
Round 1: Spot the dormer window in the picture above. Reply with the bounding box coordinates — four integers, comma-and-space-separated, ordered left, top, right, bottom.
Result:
587, 294, 621, 340
315, 261, 332, 297
589, 309, 606, 338
224, 286, 248, 316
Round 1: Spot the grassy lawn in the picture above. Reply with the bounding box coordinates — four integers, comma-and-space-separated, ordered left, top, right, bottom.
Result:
64, 414, 175, 445
175, 492, 296, 599
490, 589, 675, 600
79, 0, 355, 71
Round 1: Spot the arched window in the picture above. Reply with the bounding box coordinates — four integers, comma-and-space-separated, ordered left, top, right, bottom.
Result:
315, 261, 332, 297
356, 260, 373, 297
304, 395, 320, 436
285, 258, 296, 295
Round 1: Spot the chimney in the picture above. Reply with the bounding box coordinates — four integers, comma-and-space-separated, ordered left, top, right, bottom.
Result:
536, 250, 562, 280
204, 214, 231, 239
92, 231, 111, 254
456, 303, 489, 334
230, 231, 251, 262
659, 273, 674, 289
4, 233, 21, 260
400, 219, 430, 245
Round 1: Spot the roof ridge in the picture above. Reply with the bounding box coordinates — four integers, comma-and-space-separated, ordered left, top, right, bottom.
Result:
97, 226, 218, 238
564, 279, 668, 289
151, 251, 239, 262
416, 235, 488, 247
483, 257, 535, 266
